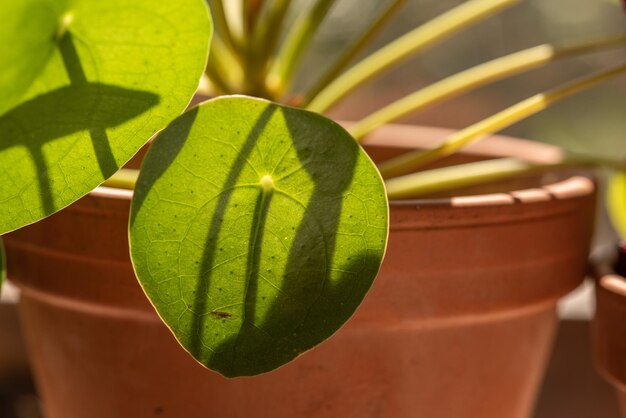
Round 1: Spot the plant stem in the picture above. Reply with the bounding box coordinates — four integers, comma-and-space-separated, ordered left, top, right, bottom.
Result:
267, 0, 338, 97
247, 0, 292, 86
306, 0, 520, 113
378, 62, 626, 179
385, 158, 551, 199
349, 35, 626, 140
565, 150, 626, 172
300, 0, 407, 106
102, 168, 139, 190
243, 0, 265, 36
206, 35, 244, 93
209, 0, 242, 59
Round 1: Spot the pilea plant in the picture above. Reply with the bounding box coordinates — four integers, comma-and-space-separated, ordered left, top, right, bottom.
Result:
1, 0, 625, 377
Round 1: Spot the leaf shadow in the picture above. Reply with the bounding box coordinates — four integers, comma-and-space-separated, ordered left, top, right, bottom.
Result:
188, 106, 278, 362
202, 107, 377, 377
0, 32, 159, 214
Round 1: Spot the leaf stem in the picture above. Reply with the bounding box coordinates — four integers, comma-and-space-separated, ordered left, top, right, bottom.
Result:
300, 0, 407, 106
306, 0, 521, 113
266, 0, 339, 97
378, 62, 626, 179
349, 35, 626, 140
206, 35, 244, 93
102, 168, 139, 190
243, 0, 265, 36
247, 0, 292, 93
209, 0, 243, 59
385, 158, 552, 199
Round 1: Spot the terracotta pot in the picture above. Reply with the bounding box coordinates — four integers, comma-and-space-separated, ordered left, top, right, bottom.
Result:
0, 285, 31, 386
5, 125, 595, 418
593, 274, 626, 417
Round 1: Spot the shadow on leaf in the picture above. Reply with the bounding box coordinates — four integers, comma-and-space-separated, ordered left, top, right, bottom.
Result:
199, 105, 378, 377
0, 32, 158, 214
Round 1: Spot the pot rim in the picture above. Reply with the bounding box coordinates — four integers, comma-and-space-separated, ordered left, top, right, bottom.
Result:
90, 124, 595, 207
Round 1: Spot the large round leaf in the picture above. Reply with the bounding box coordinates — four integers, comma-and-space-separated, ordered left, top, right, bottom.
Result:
130, 96, 389, 377
0, 0, 211, 233
608, 172, 626, 240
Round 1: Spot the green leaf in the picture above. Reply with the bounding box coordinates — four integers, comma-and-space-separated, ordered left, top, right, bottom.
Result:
608, 172, 626, 240
0, 0, 212, 233
130, 96, 389, 377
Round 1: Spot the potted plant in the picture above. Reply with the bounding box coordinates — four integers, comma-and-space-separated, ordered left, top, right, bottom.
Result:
1, 0, 625, 417
592, 172, 626, 417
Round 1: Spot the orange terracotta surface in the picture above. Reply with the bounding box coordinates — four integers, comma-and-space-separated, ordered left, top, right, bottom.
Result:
4, 129, 596, 418
593, 275, 626, 418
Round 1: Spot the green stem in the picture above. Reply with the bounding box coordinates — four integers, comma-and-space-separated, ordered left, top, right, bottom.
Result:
385, 158, 551, 199
247, 0, 292, 90
206, 35, 244, 93
306, 0, 520, 113
210, 0, 243, 59
378, 62, 626, 179
350, 35, 626, 140
300, 0, 408, 106
565, 150, 626, 172
243, 0, 265, 36
266, 0, 339, 97
102, 168, 139, 190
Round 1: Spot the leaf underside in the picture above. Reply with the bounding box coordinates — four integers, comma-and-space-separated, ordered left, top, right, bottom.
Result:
130, 96, 389, 377
608, 172, 626, 240
0, 0, 211, 233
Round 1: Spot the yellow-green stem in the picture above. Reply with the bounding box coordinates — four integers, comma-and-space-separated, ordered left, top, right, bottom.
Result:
206, 35, 244, 93
247, 0, 292, 91
209, 0, 242, 59
267, 0, 338, 97
102, 168, 139, 190
301, 0, 408, 106
379, 62, 626, 179
307, 0, 520, 113
349, 35, 626, 140
385, 158, 546, 199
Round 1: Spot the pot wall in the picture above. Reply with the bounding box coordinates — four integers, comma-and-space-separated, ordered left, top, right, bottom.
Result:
5, 170, 595, 418
593, 275, 626, 418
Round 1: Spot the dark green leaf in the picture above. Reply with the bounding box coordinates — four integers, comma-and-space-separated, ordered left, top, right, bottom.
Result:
130, 96, 388, 377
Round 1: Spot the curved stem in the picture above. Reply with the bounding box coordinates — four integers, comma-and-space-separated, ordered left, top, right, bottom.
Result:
247, 0, 292, 92
349, 35, 626, 141
378, 62, 626, 179
209, 0, 243, 59
266, 0, 339, 97
384, 158, 550, 199
306, 0, 520, 113
300, 0, 408, 106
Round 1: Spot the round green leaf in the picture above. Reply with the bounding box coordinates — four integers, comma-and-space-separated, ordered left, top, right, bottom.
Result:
608, 172, 626, 240
130, 96, 389, 377
0, 0, 211, 233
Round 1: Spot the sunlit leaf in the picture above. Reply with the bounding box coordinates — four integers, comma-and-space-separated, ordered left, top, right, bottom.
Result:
608, 172, 626, 240
0, 0, 211, 233
130, 96, 388, 377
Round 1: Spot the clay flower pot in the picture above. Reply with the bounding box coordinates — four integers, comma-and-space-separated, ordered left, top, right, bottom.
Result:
5, 125, 595, 418
593, 274, 626, 416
